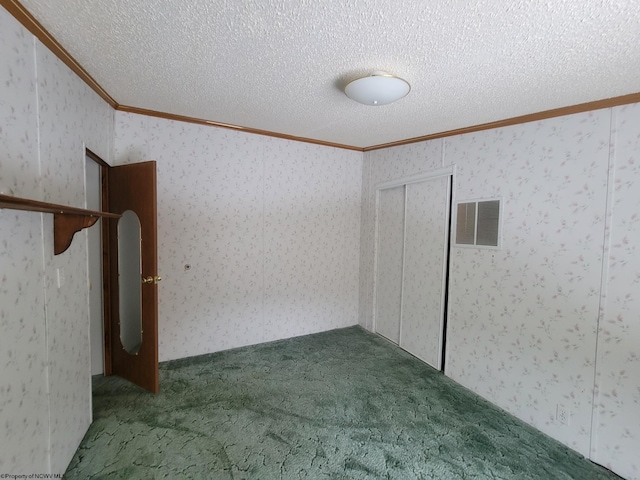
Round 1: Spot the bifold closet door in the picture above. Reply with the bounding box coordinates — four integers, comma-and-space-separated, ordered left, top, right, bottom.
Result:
399, 176, 451, 369
375, 185, 405, 344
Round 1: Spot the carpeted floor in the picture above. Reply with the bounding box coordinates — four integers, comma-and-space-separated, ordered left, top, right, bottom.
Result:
65, 326, 621, 479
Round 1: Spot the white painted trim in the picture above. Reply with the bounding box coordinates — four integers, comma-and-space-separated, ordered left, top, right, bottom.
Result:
373, 165, 456, 369
372, 186, 381, 336
375, 165, 455, 192
398, 185, 408, 347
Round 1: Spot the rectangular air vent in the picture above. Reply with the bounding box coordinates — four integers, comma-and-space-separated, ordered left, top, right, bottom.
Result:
454, 198, 501, 248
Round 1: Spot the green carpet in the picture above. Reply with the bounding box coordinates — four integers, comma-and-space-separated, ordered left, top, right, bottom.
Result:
65, 326, 620, 479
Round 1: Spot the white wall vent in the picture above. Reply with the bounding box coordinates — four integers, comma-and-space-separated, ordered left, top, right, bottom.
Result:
454, 198, 501, 248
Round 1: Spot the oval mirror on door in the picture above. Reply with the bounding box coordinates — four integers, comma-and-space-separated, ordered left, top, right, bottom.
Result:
118, 209, 142, 355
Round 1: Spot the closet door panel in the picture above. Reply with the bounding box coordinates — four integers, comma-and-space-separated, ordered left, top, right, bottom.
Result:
375, 186, 405, 344
400, 177, 450, 368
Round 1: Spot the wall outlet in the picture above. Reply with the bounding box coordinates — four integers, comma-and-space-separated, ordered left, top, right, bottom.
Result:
556, 404, 571, 426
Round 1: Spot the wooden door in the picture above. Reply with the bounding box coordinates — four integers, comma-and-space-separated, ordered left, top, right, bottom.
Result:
107, 161, 159, 393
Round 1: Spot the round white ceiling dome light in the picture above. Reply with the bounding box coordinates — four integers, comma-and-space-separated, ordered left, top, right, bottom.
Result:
344, 71, 410, 106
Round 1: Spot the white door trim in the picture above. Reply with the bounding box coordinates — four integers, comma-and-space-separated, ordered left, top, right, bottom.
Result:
372, 165, 456, 370
375, 165, 455, 191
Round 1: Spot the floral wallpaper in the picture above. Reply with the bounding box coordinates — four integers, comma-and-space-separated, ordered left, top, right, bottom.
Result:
36, 42, 114, 474
3, 2, 639, 477
1, 9, 49, 474
113, 112, 362, 362
592, 103, 640, 479
361, 109, 640, 479
0, 7, 113, 476
444, 111, 610, 457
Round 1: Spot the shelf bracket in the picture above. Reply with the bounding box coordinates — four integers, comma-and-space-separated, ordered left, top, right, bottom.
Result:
0, 193, 120, 255
53, 213, 100, 255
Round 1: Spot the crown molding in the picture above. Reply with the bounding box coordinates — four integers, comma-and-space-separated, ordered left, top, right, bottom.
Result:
1, 0, 117, 108
116, 105, 365, 152
3, 0, 640, 153
363, 92, 640, 151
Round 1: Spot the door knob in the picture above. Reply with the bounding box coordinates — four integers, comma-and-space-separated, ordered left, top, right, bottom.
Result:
142, 276, 154, 284
154, 275, 162, 284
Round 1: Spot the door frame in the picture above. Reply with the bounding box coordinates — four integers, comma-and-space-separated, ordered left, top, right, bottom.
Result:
85, 151, 159, 391
372, 165, 456, 371
86, 148, 114, 375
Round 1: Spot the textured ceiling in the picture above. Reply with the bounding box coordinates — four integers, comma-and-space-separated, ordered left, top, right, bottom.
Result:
15, 0, 640, 148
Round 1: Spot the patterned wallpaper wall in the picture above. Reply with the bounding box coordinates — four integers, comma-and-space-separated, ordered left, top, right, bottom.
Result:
444, 112, 610, 457
0, 7, 113, 476
0, 12, 48, 473
37, 42, 114, 474
592, 103, 640, 478
361, 108, 640, 480
113, 112, 362, 362
3, 2, 638, 477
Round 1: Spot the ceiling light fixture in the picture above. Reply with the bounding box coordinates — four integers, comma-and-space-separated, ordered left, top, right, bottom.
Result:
344, 71, 410, 106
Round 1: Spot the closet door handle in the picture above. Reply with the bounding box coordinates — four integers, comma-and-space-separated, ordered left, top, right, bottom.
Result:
142, 275, 154, 284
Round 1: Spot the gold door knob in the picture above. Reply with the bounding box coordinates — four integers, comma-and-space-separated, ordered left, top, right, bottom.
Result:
142, 275, 154, 284
154, 275, 162, 284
